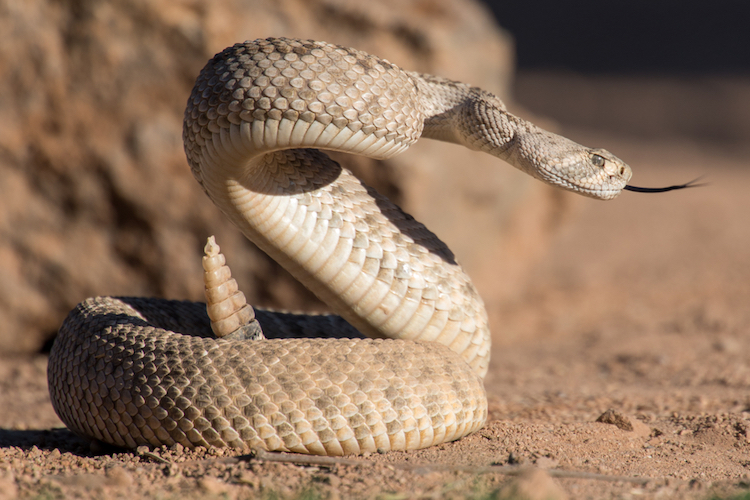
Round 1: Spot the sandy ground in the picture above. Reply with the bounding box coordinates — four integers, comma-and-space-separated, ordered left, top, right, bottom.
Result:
2, 83, 750, 499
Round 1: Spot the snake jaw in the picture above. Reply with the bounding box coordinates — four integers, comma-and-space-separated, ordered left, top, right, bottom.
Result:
547, 162, 631, 201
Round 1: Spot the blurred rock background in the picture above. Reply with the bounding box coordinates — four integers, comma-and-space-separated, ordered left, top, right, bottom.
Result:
0, 0, 568, 354
3, 0, 749, 355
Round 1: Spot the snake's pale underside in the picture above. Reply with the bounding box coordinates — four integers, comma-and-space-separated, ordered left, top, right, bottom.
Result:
49, 38, 633, 456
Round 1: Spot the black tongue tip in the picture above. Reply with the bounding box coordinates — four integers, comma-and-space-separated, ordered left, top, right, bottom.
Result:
624, 176, 706, 193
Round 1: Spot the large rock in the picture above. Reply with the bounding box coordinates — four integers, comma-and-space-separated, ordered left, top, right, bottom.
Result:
0, 0, 569, 353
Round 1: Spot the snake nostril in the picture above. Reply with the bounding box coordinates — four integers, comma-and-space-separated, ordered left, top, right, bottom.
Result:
620, 166, 626, 176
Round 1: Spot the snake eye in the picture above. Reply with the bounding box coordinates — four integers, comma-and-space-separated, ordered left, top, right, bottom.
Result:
591, 154, 606, 168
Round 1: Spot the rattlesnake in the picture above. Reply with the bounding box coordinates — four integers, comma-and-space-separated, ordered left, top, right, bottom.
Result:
48, 38, 635, 456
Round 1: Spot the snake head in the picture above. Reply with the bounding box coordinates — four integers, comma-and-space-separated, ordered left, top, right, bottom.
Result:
508, 126, 633, 200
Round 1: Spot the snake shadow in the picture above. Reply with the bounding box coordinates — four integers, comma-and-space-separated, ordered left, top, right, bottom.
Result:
0, 427, 102, 456
85, 297, 365, 340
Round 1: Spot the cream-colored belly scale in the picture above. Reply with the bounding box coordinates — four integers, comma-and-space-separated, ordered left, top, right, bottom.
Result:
49, 38, 633, 455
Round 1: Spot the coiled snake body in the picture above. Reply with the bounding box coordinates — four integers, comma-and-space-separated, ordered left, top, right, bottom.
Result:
48, 38, 632, 455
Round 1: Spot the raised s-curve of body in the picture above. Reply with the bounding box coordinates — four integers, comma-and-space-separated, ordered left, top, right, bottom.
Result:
48, 38, 633, 456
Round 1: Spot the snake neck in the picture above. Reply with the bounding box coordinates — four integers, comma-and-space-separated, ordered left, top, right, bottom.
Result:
413, 73, 523, 159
